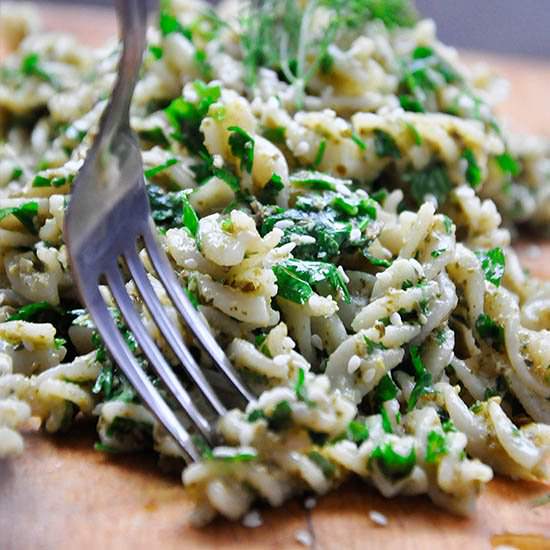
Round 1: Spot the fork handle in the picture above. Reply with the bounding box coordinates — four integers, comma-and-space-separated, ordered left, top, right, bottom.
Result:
99, 0, 150, 144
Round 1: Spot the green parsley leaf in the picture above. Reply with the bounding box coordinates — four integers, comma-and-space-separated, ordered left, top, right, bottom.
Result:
475, 314, 504, 351
272, 258, 351, 305
262, 125, 286, 143
371, 442, 416, 480
268, 400, 293, 431
308, 450, 335, 478
462, 148, 482, 188
425, 430, 448, 464
144, 158, 178, 179
381, 407, 393, 433
165, 81, 221, 154
290, 170, 347, 191
404, 163, 452, 206
21, 52, 54, 84
374, 373, 398, 403
10, 167, 23, 181
8, 301, 63, 322
147, 185, 184, 230
295, 367, 315, 406
149, 45, 163, 59
407, 345, 432, 411
346, 420, 370, 444
0, 201, 39, 234
374, 129, 401, 159
351, 132, 367, 150
261, 172, 284, 204
312, 138, 327, 169
228, 126, 255, 173
495, 152, 520, 177
475, 247, 505, 287
182, 193, 199, 237
159, 10, 192, 40
405, 122, 423, 145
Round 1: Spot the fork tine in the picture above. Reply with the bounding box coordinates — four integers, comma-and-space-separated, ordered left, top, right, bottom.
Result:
83, 283, 200, 462
142, 223, 255, 403
124, 247, 227, 417
105, 264, 215, 443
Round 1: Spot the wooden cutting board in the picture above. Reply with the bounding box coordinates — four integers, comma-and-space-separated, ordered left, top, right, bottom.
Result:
0, 6, 549, 550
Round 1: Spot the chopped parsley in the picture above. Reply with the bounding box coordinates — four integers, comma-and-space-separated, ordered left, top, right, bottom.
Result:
261, 173, 285, 204
346, 420, 370, 444
262, 125, 286, 144
228, 126, 255, 173
289, 170, 343, 191
374, 373, 398, 403
144, 158, 178, 179
475, 247, 505, 287
21, 52, 55, 85
164, 81, 221, 155
312, 138, 327, 169
159, 10, 192, 40
495, 152, 520, 177
295, 367, 315, 407
374, 129, 401, 159
407, 345, 432, 411
146, 185, 184, 230
351, 132, 367, 150
32, 174, 72, 188
0, 201, 39, 234
371, 442, 416, 480
308, 451, 335, 478
272, 258, 351, 305
404, 162, 452, 207
182, 193, 199, 237
475, 314, 504, 351
399, 45, 461, 113
425, 430, 448, 464
8, 301, 63, 322
462, 148, 482, 188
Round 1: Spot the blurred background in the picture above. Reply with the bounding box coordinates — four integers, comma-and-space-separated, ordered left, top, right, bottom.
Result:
34, 0, 550, 58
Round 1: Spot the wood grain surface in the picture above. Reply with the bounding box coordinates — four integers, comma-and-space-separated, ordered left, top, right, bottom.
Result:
0, 5, 549, 550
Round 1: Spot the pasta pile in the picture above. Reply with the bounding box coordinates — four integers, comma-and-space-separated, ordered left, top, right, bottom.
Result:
0, 0, 549, 525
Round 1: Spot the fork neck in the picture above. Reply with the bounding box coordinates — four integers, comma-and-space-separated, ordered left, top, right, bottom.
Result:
98, 0, 150, 145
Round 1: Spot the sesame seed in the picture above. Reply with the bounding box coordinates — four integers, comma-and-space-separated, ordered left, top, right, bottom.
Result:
304, 497, 317, 509
213, 154, 224, 168
369, 510, 388, 526
274, 220, 294, 230
295, 529, 313, 547
242, 510, 263, 528
347, 354, 361, 374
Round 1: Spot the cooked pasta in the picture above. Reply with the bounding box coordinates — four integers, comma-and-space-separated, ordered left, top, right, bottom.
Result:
0, 0, 549, 526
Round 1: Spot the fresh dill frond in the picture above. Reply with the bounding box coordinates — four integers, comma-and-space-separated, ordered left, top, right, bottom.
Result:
239, 0, 417, 106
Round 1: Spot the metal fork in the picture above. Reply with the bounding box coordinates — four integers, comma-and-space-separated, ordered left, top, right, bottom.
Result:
65, 0, 253, 462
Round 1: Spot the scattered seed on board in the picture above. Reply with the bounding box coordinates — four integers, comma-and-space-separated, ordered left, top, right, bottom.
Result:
369, 510, 388, 526
242, 510, 263, 528
304, 496, 317, 509
295, 529, 313, 547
